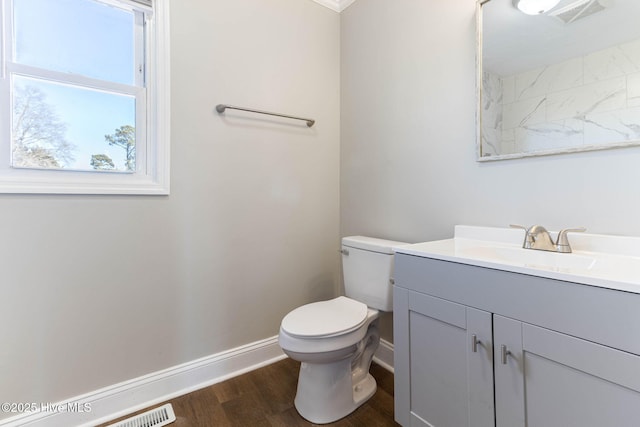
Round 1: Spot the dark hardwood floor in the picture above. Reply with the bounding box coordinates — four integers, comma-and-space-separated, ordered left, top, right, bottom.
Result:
99, 358, 399, 426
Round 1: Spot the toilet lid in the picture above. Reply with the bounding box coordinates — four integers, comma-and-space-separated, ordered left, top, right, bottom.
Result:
281, 296, 368, 338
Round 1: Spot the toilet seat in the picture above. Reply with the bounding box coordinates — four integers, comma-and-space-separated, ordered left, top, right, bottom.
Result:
281, 296, 368, 338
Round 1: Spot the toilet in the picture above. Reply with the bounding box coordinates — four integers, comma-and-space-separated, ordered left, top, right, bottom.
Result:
278, 235, 406, 424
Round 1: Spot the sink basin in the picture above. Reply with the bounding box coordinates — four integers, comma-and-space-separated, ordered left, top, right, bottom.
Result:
460, 245, 597, 272
393, 225, 640, 294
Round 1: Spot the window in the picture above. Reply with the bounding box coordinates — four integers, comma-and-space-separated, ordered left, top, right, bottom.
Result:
0, 0, 169, 194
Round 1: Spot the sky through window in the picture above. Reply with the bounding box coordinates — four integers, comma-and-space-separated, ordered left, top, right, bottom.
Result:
11, 0, 138, 172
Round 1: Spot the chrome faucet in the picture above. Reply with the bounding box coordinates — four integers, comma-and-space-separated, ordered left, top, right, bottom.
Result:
510, 225, 586, 253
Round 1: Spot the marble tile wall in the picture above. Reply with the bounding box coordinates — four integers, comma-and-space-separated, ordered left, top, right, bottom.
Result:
482, 38, 640, 156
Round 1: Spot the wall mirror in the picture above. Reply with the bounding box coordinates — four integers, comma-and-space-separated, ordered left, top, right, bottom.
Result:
478, 0, 640, 161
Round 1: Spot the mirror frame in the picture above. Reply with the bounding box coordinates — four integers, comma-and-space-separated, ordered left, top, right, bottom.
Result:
476, 0, 640, 162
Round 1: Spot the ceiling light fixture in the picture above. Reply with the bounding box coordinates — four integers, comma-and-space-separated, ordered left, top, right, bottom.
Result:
513, 0, 562, 15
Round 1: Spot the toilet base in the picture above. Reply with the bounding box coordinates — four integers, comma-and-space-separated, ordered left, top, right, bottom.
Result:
352, 372, 377, 406
294, 358, 377, 424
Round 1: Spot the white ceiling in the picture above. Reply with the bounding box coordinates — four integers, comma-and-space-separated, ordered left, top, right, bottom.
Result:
483, 0, 640, 76
311, 0, 356, 13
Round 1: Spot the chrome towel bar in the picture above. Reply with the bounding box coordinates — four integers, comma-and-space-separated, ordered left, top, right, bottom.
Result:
215, 104, 315, 127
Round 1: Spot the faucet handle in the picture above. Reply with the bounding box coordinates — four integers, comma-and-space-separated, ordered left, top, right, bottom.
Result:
510, 224, 534, 248
556, 227, 586, 253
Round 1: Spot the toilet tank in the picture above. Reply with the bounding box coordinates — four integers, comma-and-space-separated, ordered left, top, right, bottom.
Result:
341, 236, 407, 311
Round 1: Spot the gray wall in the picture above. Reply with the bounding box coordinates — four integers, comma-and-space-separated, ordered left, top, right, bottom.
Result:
0, 0, 340, 413
341, 0, 640, 341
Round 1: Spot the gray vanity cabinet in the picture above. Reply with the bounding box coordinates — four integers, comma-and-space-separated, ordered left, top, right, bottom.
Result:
393, 254, 640, 427
393, 287, 494, 427
493, 315, 640, 427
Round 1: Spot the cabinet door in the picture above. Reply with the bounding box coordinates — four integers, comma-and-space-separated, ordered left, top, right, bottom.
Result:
493, 315, 525, 427
394, 287, 494, 427
494, 315, 640, 427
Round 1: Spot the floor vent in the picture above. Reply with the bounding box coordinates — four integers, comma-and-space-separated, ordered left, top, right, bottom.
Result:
107, 403, 176, 427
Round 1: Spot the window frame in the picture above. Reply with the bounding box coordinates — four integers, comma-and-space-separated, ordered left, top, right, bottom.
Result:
0, 0, 170, 194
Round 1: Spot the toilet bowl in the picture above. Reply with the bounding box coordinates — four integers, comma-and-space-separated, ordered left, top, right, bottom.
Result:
279, 297, 381, 424
278, 236, 406, 424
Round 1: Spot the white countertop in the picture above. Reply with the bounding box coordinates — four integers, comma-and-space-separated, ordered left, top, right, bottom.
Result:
393, 225, 640, 294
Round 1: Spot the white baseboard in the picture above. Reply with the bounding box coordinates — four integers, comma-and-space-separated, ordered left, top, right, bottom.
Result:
373, 338, 394, 373
1, 336, 286, 427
